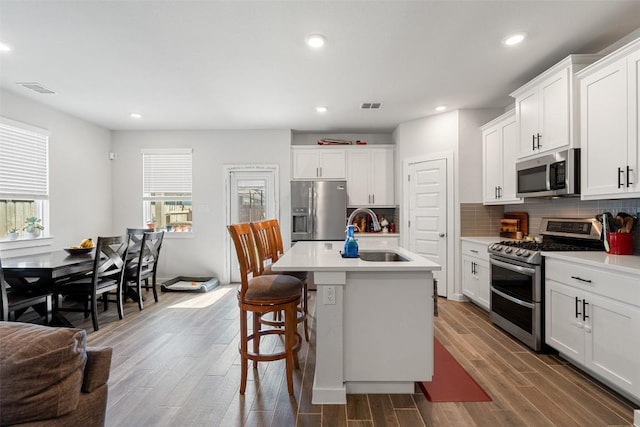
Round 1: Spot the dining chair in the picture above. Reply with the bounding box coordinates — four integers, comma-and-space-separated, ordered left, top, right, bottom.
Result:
227, 222, 302, 395
0, 257, 53, 324
250, 219, 309, 341
54, 235, 130, 331
124, 230, 164, 310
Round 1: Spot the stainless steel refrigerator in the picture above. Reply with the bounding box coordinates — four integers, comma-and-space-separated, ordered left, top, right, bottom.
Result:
291, 180, 347, 241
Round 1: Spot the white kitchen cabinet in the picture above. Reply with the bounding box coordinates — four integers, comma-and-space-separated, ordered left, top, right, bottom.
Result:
461, 240, 490, 311
481, 111, 522, 205
346, 146, 394, 206
545, 257, 640, 402
291, 146, 346, 180
578, 38, 640, 200
511, 55, 601, 160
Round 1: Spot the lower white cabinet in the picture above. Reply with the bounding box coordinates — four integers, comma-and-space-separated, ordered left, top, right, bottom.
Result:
461, 240, 490, 311
545, 257, 640, 402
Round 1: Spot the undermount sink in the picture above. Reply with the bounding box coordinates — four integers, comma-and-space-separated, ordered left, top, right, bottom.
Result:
358, 251, 410, 262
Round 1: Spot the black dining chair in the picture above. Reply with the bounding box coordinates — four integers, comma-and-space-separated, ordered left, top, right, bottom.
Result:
0, 257, 53, 324
124, 230, 164, 310
54, 235, 130, 331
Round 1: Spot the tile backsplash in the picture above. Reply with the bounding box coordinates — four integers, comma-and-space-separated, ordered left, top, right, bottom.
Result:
460, 204, 504, 236
460, 198, 640, 254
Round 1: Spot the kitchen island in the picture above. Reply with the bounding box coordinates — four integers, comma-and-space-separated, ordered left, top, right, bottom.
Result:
272, 240, 441, 404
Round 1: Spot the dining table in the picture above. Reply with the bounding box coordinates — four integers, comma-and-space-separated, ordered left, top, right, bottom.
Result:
2, 250, 95, 327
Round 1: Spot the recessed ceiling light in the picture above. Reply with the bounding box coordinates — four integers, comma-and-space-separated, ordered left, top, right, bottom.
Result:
130, 113, 142, 119
435, 106, 447, 112
315, 106, 328, 113
502, 32, 527, 46
0, 41, 12, 52
306, 34, 326, 48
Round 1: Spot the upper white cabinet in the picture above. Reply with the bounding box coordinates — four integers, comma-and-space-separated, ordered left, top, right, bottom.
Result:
481, 110, 522, 205
510, 55, 601, 160
578, 38, 640, 200
291, 146, 346, 180
347, 146, 394, 206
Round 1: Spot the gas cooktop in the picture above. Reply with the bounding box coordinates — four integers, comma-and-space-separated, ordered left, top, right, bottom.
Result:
488, 217, 605, 264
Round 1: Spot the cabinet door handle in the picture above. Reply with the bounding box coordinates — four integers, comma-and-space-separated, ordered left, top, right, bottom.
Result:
470, 249, 479, 254
532, 134, 536, 150
582, 300, 589, 321
498, 186, 502, 198
575, 296, 581, 319
627, 166, 633, 187
571, 276, 592, 283
372, 194, 375, 204
618, 167, 624, 188
536, 133, 542, 149
319, 167, 322, 177
316, 167, 320, 177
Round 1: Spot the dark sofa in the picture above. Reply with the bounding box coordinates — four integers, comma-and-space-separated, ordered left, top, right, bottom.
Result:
0, 322, 112, 426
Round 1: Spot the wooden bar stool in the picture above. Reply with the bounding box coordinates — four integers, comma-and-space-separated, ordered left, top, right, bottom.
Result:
250, 219, 309, 342
227, 223, 302, 395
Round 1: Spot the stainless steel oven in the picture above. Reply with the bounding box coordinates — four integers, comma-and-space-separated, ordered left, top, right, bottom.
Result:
488, 217, 604, 352
489, 254, 543, 351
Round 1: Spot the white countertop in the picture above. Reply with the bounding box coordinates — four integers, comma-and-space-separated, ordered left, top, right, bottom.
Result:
354, 233, 400, 238
272, 241, 441, 272
542, 251, 640, 275
460, 236, 504, 245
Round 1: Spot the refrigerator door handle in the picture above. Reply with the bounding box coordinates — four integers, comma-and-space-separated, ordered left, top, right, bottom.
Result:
308, 186, 314, 234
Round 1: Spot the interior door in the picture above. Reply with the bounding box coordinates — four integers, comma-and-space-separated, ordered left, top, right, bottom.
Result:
408, 158, 447, 296
229, 170, 275, 283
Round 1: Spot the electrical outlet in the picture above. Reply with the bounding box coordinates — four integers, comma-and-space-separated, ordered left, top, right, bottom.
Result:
324, 286, 336, 305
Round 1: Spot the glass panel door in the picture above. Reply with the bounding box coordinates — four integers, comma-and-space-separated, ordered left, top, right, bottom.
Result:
229, 170, 275, 282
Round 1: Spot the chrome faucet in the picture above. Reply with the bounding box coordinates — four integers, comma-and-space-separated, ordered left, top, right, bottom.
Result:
347, 208, 381, 232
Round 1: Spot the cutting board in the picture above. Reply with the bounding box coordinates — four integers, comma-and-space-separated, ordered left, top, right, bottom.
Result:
500, 219, 520, 234
501, 212, 529, 238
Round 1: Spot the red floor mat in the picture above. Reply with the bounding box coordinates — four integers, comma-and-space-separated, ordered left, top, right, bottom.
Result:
418, 338, 492, 402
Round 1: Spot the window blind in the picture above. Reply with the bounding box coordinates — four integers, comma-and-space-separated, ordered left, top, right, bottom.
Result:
0, 118, 49, 200
142, 149, 192, 200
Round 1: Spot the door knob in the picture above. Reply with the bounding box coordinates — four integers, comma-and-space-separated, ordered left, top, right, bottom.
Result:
439, 233, 446, 237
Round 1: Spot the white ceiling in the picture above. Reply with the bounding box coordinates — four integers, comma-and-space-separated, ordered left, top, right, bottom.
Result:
1, 1, 640, 132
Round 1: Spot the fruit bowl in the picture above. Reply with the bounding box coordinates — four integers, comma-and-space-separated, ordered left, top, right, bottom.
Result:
64, 247, 94, 255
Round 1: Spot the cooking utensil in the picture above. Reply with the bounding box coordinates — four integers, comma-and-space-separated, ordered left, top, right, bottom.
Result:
624, 216, 635, 233
602, 215, 610, 252
604, 212, 618, 232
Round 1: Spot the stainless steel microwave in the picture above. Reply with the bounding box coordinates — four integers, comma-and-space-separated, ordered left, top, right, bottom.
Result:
516, 149, 580, 198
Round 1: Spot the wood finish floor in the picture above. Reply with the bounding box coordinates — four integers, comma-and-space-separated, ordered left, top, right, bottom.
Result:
56, 285, 637, 427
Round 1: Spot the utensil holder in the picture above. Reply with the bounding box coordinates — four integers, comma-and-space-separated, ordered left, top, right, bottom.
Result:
606, 232, 633, 255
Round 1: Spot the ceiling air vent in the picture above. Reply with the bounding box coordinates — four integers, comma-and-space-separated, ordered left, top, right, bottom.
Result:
361, 102, 381, 109
17, 82, 55, 94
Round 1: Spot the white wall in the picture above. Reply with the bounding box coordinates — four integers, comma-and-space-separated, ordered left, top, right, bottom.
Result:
392, 108, 503, 300
110, 129, 292, 283
0, 89, 113, 256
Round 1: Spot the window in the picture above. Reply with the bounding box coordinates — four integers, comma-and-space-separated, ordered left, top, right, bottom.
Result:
0, 117, 49, 239
142, 148, 193, 233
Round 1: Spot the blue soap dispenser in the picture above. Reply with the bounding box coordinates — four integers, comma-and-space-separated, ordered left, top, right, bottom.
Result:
343, 224, 359, 258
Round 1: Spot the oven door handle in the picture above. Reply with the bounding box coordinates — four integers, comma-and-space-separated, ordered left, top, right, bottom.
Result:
491, 287, 536, 309
490, 257, 537, 276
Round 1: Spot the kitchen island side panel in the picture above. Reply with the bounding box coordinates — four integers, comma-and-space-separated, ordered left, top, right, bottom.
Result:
343, 270, 433, 382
